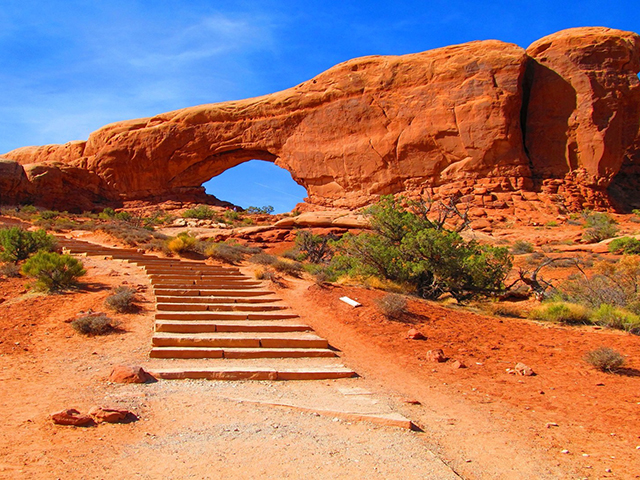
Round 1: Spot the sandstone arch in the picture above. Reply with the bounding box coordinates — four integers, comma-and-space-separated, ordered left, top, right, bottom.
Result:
1, 27, 639, 213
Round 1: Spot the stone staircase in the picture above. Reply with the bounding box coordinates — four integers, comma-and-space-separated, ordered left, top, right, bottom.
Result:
59, 238, 356, 381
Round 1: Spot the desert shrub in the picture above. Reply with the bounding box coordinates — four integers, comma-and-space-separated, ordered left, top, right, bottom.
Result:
295, 230, 337, 263
582, 211, 617, 243
114, 211, 132, 222
71, 313, 119, 336
21, 251, 86, 291
483, 302, 524, 318
511, 240, 535, 254
590, 304, 640, 332
205, 243, 245, 264
249, 253, 277, 265
0, 227, 56, 263
282, 248, 303, 261
272, 259, 304, 277
529, 302, 590, 324
223, 210, 241, 222
166, 232, 199, 254
99, 223, 159, 246
558, 256, 640, 309
38, 210, 59, 220
0, 262, 21, 278
332, 196, 512, 301
608, 237, 640, 255
375, 293, 408, 319
182, 205, 217, 220
584, 347, 626, 372
104, 286, 138, 313
99, 207, 116, 219
242, 217, 255, 226
255, 269, 277, 281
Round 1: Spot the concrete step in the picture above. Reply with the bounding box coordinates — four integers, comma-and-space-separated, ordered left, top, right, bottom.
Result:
152, 284, 263, 292
155, 296, 282, 304
153, 289, 274, 297
149, 274, 248, 281
152, 332, 328, 349
155, 320, 312, 333
155, 311, 300, 321
149, 347, 337, 359
147, 366, 356, 381
151, 280, 262, 288
156, 303, 288, 312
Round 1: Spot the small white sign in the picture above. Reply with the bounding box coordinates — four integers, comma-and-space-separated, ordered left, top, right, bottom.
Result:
339, 296, 361, 307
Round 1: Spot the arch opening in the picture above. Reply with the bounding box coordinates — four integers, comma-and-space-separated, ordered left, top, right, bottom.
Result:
203, 159, 308, 214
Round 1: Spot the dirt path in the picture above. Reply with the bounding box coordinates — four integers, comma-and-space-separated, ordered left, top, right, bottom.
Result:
0, 255, 459, 479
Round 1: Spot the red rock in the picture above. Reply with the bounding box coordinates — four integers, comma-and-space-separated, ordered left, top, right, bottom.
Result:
89, 406, 133, 423
525, 27, 640, 196
108, 365, 153, 384
426, 349, 447, 363
509, 362, 535, 376
406, 328, 426, 340
450, 360, 467, 369
1, 28, 639, 212
51, 408, 94, 426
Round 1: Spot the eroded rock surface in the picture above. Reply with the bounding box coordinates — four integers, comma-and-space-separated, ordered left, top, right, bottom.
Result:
2, 27, 639, 212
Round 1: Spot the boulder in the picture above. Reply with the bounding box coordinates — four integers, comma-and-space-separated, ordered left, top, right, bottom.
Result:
89, 406, 134, 423
406, 328, 426, 340
51, 408, 94, 426
426, 349, 447, 363
108, 365, 153, 384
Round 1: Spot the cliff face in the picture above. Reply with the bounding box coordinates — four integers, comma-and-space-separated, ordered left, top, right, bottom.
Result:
1, 27, 639, 212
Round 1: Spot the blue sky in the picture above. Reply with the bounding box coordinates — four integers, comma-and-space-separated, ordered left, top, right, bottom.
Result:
1, 1, 639, 212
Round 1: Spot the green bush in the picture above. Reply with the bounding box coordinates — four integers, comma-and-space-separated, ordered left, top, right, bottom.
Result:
38, 210, 60, 220
511, 240, 535, 255
590, 304, 640, 332
0, 227, 56, 263
582, 211, 617, 243
584, 347, 626, 372
223, 210, 241, 222
331, 196, 512, 301
182, 205, 217, 220
295, 230, 336, 263
71, 313, 119, 336
0, 262, 21, 278
608, 237, 640, 254
104, 286, 138, 313
529, 302, 590, 324
21, 251, 86, 291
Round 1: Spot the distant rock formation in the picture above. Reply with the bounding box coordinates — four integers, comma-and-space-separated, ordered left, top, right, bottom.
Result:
1, 27, 639, 212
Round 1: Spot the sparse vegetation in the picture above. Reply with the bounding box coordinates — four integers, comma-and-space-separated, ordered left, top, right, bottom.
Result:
584, 347, 626, 372
608, 236, 640, 254
590, 304, 640, 332
529, 302, 590, 324
511, 240, 535, 255
166, 232, 199, 254
272, 259, 304, 277
71, 313, 119, 336
582, 211, 617, 243
182, 205, 218, 220
375, 293, 408, 319
0, 262, 21, 278
205, 242, 260, 264
104, 286, 138, 313
0, 227, 56, 263
21, 251, 86, 291
249, 253, 277, 265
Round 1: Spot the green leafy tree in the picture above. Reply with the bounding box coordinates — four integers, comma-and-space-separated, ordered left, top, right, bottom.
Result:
0, 227, 56, 263
21, 251, 86, 291
333, 196, 512, 300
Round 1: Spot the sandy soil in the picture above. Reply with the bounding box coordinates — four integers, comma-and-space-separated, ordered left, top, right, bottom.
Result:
1, 215, 639, 479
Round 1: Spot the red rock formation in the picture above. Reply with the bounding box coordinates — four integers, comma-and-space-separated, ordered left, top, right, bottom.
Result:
1, 27, 639, 212
524, 27, 640, 203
